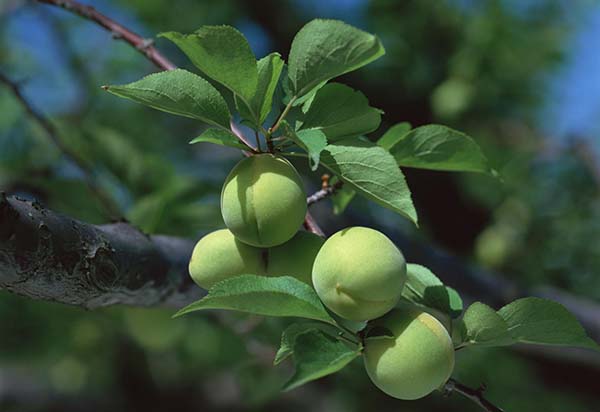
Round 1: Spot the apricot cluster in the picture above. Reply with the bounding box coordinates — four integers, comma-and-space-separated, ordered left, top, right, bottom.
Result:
189, 154, 320, 288
188, 153, 455, 400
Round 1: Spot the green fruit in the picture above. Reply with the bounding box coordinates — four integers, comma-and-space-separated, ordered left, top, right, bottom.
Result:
221, 154, 307, 247
312, 227, 406, 321
188, 229, 265, 289
267, 231, 325, 284
364, 309, 455, 400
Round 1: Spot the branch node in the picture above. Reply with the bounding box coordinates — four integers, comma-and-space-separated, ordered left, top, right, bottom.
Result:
444, 379, 504, 412
137, 38, 154, 50
307, 179, 344, 206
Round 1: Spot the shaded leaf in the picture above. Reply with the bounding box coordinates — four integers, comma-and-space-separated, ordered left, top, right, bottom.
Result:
161, 26, 257, 102
282, 329, 360, 391
320, 138, 417, 224
377, 122, 411, 151
498, 297, 599, 350
288, 19, 385, 98
174, 275, 336, 324
462, 302, 513, 347
104, 69, 230, 129
364, 325, 395, 341
238, 53, 284, 127
299, 83, 382, 141
281, 122, 328, 170
189, 128, 247, 149
402, 264, 463, 318
275, 323, 322, 365
388, 124, 494, 174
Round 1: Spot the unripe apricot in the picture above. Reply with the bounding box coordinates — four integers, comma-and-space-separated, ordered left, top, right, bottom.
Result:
188, 229, 265, 289
221, 154, 307, 247
267, 231, 325, 284
364, 309, 455, 400
312, 227, 406, 321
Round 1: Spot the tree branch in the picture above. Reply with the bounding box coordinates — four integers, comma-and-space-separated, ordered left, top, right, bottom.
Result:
303, 212, 325, 237
444, 379, 504, 412
0, 194, 201, 308
307, 180, 344, 206
0, 70, 121, 219
35, 0, 176, 71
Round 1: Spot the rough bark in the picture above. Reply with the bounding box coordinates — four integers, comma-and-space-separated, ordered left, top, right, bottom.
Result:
0, 193, 202, 309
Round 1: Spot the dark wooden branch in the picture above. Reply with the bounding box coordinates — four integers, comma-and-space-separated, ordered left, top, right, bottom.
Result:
444, 379, 504, 412
2, 191, 599, 369
35, 0, 176, 71
0, 194, 202, 308
0, 71, 121, 219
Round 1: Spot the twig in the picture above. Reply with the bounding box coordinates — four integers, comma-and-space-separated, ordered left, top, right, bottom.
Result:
35, 0, 176, 71
307, 180, 344, 206
444, 379, 504, 412
0, 71, 120, 219
269, 96, 297, 135
303, 211, 325, 237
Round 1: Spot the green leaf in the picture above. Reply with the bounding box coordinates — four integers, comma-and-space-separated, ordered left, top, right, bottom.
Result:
377, 122, 411, 151
445, 287, 464, 317
104, 69, 230, 129
320, 138, 417, 224
461, 302, 513, 347
282, 329, 360, 391
332, 185, 356, 215
161, 26, 257, 102
288, 19, 385, 98
284, 79, 327, 108
174, 275, 336, 324
189, 128, 247, 149
364, 325, 395, 341
238, 53, 284, 127
402, 264, 463, 318
281, 122, 328, 171
498, 297, 599, 350
275, 323, 323, 365
299, 83, 382, 141
330, 313, 367, 334
388, 124, 494, 174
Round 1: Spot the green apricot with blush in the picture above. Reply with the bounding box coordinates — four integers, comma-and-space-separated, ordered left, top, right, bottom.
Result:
188, 229, 265, 289
266, 231, 325, 284
311, 226, 406, 321
221, 154, 307, 247
363, 309, 455, 400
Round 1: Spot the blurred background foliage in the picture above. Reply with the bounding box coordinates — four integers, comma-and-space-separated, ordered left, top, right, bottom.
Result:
1, 0, 599, 411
